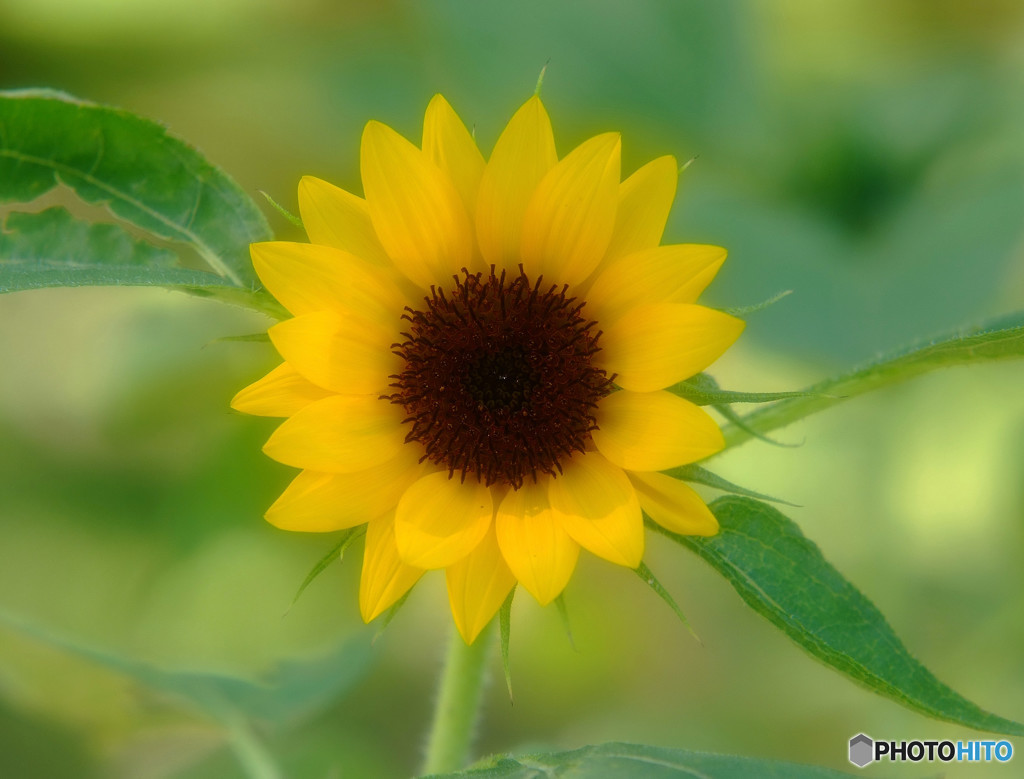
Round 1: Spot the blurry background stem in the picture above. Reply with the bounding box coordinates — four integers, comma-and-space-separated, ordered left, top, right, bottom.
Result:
422, 622, 494, 775
223, 711, 283, 779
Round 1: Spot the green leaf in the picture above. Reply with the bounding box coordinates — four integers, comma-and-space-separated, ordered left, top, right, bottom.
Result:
0, 608, 372, 727
650, 497, 1024, 736
239, 636, 373, 726
0, 206, 233, 292
0, 89, 282, 316
668, 372, 819, 406
722, 310, 1024, 449
425, 742, 853, 778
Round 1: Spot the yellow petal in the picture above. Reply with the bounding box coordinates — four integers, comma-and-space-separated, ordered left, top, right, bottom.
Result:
250, 241, 404, 318
520, 132, 621, 286
360, 120, 473, 289
475, 96, 557, 272
263, 395, 407, 473
268, 310, 399, 395
297, 176, 391, 265
266, 449, 426, 532
394, 472, 493, 569
230, 362, 332, 417
446, 523, 516, 643
422, 95, 486, 220
585, 244, 727, 324
601, 155, 678, 263
596, 303, 745, 392
628, 471, 720, 537
591, 390, 724, 471
548, 453, 643, 567
495, 481, 579, 606
360, 511, 425, 622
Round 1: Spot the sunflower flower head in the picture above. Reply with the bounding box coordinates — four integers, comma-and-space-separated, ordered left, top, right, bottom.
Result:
232, 94, 744, 643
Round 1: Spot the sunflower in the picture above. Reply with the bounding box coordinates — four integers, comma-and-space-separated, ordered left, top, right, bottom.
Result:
232, 94, 744, 643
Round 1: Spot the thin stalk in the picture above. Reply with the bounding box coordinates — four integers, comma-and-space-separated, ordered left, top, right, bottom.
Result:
223, 712, 283, 779
421, 623, 494, 775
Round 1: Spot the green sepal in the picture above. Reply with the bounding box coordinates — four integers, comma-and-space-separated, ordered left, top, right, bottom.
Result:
498, 588, 515, 702
662, 463, 799, 507
259, 190, 304, 229
374, 589, 413, 643
209, 332, 272, 345
723, 288, 793, 317
284, 526, 365, 615
633, 559, 698, 642
553, 593, 576, 651
668, 372, 822, 407
533, 64, 548, 97
712, 400, 800, 448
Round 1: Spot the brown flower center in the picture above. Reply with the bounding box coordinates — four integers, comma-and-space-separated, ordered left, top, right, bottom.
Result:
386, 268, 612, 488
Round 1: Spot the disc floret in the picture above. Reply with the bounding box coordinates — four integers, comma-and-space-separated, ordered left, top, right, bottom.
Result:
387, 267, 613, 488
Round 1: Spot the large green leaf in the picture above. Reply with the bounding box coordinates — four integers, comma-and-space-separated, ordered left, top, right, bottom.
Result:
0, 89, 282, 316
722, 310, 1024, 449
651, 497, 1024, 736
0, 608, 372, 727
425, 742, 853, 778
0, 206, 234, 291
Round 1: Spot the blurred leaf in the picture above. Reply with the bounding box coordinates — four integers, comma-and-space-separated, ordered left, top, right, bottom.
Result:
0, 698, 101, 779
669, 372, 818, 406
650, 497, 1024, 736
0, 609, 372, 728
0, 89, 282, 316
425, 742, 853, 778
723, 310, 1024, 449
234, 636, 373, 727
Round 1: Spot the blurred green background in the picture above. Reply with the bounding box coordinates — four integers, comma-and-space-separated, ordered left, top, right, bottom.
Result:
1, 1, 1022, 776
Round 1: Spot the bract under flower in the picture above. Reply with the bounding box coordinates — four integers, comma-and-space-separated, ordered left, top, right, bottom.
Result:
232, 93, 744, 642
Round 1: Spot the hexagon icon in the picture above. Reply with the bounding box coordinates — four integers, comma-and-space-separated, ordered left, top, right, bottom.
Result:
849, 734, 874, 767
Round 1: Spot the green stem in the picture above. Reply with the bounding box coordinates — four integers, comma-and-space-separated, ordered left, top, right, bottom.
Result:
421, 623, 494, 775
